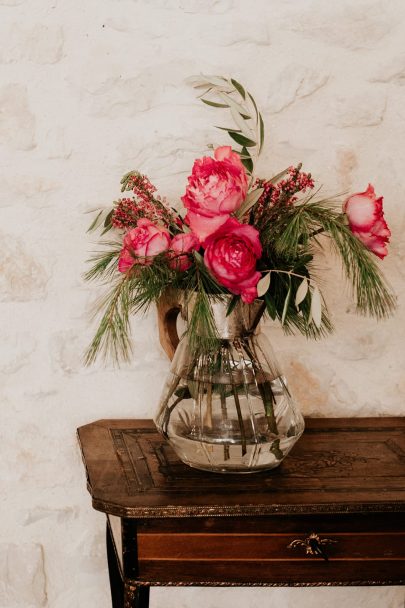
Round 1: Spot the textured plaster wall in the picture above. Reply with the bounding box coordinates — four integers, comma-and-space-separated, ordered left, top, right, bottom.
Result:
0, 0, 404, 607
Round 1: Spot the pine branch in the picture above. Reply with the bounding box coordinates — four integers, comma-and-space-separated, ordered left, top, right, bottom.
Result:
264, 198, 396, 319
84, 243, 121, 282
84, 274, 134, 366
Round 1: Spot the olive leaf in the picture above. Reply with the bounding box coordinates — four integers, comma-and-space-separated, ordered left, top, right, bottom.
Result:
295, 278, 308, 309
259, 113, 265, 153
201, 99, 229, 109
228, 131, 257, 148
231, 78, 246, 99
189, 74, 266, 176
230, 106, 254, 138
218, 92, 250, 117
240, 146, 253, 170
268, 167, 290, 184
257, 272, 271, 298
236, 187, 264, 218
87, 209, 104, 233
215, 126, 242, 133
311, 284, 322, 328
281, 277, 292, 325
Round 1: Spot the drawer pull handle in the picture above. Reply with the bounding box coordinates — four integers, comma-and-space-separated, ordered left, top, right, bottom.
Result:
287, 533, 338, 561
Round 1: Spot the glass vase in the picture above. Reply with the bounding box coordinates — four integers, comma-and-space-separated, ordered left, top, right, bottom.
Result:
155, 294, 304, 473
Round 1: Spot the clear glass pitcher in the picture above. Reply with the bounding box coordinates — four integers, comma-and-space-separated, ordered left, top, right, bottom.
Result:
155, 293, 304, 473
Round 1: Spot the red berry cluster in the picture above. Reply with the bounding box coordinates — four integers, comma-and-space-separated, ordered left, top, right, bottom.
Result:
111, 173, 175, 230
254, 166, 314, 220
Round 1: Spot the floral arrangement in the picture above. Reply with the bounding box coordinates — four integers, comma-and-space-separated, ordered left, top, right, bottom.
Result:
85, 75, 395, 364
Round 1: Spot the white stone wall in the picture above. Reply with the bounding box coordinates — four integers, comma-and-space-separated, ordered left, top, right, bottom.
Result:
1, 0, 404, 606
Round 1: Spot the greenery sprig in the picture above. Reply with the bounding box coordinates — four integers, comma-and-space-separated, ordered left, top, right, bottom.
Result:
84, 75, 395, 366
187, 74, 264, 176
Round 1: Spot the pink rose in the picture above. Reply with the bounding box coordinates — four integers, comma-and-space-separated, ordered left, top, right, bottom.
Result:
204, 217, 262, 304
118, 218, 170, 272
182, 146, 248, 242
168, 232, 199, 271
344, 184, 391, 259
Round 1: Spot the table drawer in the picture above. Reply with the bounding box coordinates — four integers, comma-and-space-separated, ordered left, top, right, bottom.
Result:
135, 516, 405, 585
138, 532, 405, 561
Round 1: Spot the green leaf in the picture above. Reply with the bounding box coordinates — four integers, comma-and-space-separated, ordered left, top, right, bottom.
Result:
218, 92, 250, 117
87, 210, 103, 233
311, 284, 322, 328
201, 98, 229, 109
257, 272, 271, 297
228, 131, 257, 148
281, 278, 292, 325
236, 187, 264, 218
259, 113, 265, 153
215, 126, 242, 133
295, 278, 308, 309
231, 78, 246, 99
241, 156, 254, 174
248, 92, 258, 117
240, 146, 253, 173
100, 224, 113, 236
230, 106, 254, 138
268, 167, 289, 184
236, 151, 253, 159
104, 209, 113, 228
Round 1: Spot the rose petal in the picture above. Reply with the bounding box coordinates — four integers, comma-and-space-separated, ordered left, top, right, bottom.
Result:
185, 211, 230, 243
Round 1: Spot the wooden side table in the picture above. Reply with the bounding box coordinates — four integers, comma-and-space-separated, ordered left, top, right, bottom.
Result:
77, 417, 405, 608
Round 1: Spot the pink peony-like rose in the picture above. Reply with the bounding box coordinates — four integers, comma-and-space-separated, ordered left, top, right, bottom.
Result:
204, 217, 262, 304
118, 218, 170, 272
168, 232, 199, 271
344, 184, 391, 259
182, 146, 248, 242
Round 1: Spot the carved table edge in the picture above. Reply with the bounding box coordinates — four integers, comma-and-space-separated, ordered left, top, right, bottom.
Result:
93, 498, 405, 518
124, 579, 405, 587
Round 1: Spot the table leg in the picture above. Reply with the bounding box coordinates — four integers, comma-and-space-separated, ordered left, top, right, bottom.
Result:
106, 522, 124, 607
124, 583, 150, 608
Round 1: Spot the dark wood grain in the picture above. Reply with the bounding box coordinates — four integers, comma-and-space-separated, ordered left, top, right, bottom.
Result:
77, 417, 405, 592
77, 417, 405, 518
134, 559, 405, 586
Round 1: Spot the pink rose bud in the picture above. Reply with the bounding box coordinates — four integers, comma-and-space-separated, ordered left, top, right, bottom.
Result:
182, 146, 248, 242
118, 218, 170, 272
344, 185, 391, 259
204, 217, 262, 304
168, 232, 199, 271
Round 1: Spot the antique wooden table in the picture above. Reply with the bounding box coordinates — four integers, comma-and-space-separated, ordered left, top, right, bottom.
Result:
77, 417, 405, 608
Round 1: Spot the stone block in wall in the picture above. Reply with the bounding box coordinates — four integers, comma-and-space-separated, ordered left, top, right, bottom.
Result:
0, 332, 37, 374
284, 0, 392, 50
265, 65, 329, 114
0, 543, 46, 607
0, 232, 48, 302
0, 84, 36, 151
0, 25, 64, 64
329, 89, 386, 127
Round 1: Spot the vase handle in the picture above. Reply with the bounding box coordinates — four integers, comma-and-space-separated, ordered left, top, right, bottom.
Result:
157, 290, 181, 361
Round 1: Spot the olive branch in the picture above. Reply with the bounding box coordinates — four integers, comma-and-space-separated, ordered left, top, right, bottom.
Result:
187, 74, 264, 178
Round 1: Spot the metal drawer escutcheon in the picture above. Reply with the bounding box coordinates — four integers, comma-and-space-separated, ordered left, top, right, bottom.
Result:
287, 533, 338, 561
